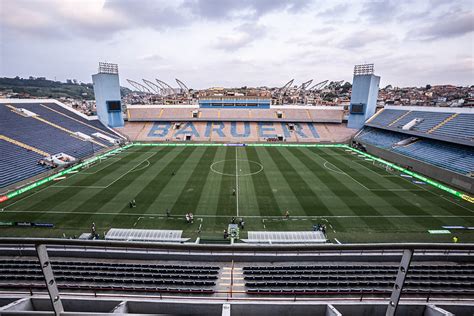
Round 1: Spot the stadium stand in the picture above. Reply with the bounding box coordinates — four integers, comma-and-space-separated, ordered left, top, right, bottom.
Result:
366, 106, 474, 146
243, 263, 474, 295
126, 105, 344, 123
0, 259, 219, 295
355, 127, 474, 175
0, 241, 473, 315
116, 121, 356, 143
0, 100, 122, 189
16, 102, 119, 140
0, 139, 48, 188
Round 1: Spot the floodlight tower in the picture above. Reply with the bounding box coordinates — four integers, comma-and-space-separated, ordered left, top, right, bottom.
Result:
92, 62, 124, 127
347, 64, 380, 129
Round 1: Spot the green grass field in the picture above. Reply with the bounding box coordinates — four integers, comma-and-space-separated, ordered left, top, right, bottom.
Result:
1, 144, 473, 243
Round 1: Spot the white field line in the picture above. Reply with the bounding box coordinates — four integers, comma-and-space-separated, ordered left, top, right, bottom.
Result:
395, 172, 474, 214
320, 148, 420, 192
315, 150, 370, 191
2, 161, 93, 210
2, 209, 474, 219
322, 161, 346, 175
81, 158, 121, 174
103, 151, 158, 188
235, 147, 239, 217
52, 152, 157, 189
370, 189, 425, 192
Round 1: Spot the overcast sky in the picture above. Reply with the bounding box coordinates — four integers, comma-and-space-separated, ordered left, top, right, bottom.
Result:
0, 0, 473, 89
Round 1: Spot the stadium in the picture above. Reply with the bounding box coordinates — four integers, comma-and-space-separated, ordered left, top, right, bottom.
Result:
0, 63, 473, 315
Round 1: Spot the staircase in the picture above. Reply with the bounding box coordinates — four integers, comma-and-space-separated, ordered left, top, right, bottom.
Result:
0, 134, 50, 157
428, 113, 459, 133
388, 110, 412, 127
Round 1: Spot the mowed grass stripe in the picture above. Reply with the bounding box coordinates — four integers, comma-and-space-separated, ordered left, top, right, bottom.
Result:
168, 147, 219, 214
245, 146, 280, 217
325, 148, 447, 230
98, 147, 183, 213
255, 147, 304, 216
266, 147, 331, 216
117, 147, 196, 214
12, 148, 154, 214
309, 148, 402, 229
195, 147, 226, 215
237, 148, 260, 217
57, 147, 174, 226
145, 147, 207, 214
216, 147, 237, 216
50, 150, 161, 215
291, 148, 369, 232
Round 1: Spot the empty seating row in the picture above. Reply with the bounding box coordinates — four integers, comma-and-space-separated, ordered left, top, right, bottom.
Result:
243, 263, 474, 271
366, 108, 474, 144
16, 103, 118, 140
355, 127, 474, 175
0, 282, 215, 294
0, 140, 48, 188
0, 259, 219, 271
0, 270, 218, 280
247, 287, 474, 295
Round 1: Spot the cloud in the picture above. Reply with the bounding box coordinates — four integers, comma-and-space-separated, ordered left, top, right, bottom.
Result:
409, 11, 474, 41
182, 0, 313, 21
317, 4, 349, 17
213, 23, 266, 51
139, 54, 164, 62
338, 30, 388, 49
105, 0, 190, 30
0, 0, 130, 40
360, 0, 398, 23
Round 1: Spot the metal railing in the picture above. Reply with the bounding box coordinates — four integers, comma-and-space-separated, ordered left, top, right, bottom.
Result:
0, 239, 473, 316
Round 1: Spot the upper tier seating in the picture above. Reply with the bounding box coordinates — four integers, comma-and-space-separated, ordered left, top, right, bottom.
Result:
355, 127, 474, 175
0, 102, 121, 189
0, 140, 48, 188
127, 106, 343, 123
16, 103, 118, 140
367, 108, 474, 145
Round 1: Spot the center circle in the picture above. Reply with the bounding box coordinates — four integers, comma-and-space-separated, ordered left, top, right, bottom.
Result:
210, 159, 264, 177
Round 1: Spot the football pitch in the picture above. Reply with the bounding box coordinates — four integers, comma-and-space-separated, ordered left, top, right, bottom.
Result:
1, 144, 473, 243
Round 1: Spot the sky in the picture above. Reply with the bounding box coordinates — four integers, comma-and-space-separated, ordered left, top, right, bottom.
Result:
0, 0, 473, 89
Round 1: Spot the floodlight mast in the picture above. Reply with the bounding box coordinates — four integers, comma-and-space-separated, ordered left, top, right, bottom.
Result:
309, 80, 329, 91
126, 79, 152, 93
175, 78, 190, 93
155, 79, 176, 98
296, 79, 313, 92
354, 63, 374, 75
142, 79, 162, 95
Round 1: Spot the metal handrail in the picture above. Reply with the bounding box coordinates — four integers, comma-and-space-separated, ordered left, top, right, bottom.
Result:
0, 238, 472, 252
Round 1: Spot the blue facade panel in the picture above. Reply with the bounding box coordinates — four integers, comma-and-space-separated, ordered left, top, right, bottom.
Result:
199, 99, 270, 109
92, 73, 124, 128
348, 74, 380, 129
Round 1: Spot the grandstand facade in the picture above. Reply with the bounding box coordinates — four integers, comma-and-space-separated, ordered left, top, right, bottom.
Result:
119, 104, 356, 143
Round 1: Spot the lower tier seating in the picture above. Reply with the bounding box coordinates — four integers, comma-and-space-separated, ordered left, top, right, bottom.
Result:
355, 127, 474, 175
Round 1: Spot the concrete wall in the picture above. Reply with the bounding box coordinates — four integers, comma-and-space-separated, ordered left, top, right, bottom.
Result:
360, 143, 474, 194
